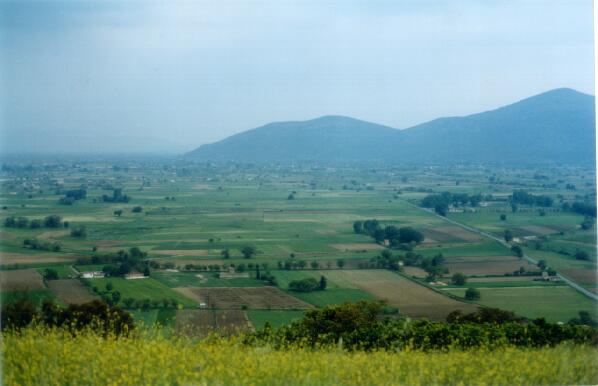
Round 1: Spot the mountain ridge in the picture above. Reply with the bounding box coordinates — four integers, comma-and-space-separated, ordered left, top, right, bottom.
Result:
186, 88, 596, 164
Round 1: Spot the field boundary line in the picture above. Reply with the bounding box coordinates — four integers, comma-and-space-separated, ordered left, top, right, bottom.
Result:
395, 270, 480, 306
401, 199, 598, 302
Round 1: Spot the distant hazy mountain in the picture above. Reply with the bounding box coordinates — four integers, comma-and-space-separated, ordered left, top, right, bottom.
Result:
186, 88, 595, 164
186, 116, 400, 163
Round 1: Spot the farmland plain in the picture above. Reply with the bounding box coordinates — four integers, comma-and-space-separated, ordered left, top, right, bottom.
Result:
0, 160, 596, 330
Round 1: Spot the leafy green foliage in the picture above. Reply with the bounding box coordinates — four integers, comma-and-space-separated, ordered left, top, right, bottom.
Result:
511, 190, 553, 207
1, 298, 134, 336
465, 287, 481, 300
289, 277, 320, 292
248, 301, 598, 351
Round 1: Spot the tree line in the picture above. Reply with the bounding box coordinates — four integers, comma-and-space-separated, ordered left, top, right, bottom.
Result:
58, 189, 87, 205
77, 247, 150, 278
288, 276, 327, 292
246, 301, 598, 351
353, 220, 424, 248
510, 190, 553, 207
421, 192, 484, 216
1, 298, 133, 336
4, 214, 65, 229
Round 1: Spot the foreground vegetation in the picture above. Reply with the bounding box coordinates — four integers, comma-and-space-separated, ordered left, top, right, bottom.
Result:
3, 327, 597, 386
2, 299, 597, 385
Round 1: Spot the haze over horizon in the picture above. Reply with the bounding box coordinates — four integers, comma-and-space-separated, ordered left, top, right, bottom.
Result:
1, 0, 594, 154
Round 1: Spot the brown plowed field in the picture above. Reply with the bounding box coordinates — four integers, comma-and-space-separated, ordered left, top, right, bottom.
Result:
175, 309, 253, 337
47, 279, 98, 304
445, 259, 537, 276
174, 287, 312, 309
428, 226, 483, 243
561, 269, 597, 286
334, 270, 477, 320
0, 269, 45, 291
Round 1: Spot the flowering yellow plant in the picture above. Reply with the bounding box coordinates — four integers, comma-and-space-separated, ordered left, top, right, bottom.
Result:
2, 326, 597, 385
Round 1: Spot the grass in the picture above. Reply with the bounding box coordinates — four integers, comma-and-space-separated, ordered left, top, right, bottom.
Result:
273, 270, 349, 289
270, 269, 376, 307
441, 280, 567, 289
129, 309, 160, 327
90, 278, 197, 308
0, 289, 57, 307
442, 286, 598, 322
35, 265, 76, 279
151, 271, 265, 288
290, 288, 376, 307
418, 241, 507, 258
3, 328, 597, 385
129, 309, 177, 333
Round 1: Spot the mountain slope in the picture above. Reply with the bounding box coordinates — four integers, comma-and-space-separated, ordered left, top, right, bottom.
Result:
186, 116, 400, 162
186, 88, 595, 164
395, 88, 595, 163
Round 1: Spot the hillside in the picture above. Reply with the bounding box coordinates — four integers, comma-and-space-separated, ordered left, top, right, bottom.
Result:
395, 88, 596, 164
186, 116, 399, 163
186, 88, 595, 164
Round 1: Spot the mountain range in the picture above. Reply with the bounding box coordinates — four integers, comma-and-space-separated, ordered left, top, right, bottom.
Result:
186, 88, 595, 164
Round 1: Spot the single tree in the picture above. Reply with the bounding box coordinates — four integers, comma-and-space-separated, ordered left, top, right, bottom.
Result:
435, 203, 448, 217
43, 268, 59, 281
575, 250, 590, 261
373, 228, 386, 243
240, 246, 256, 259
504, 230, 513, 243
451, 273, 467, 286
500, 214, 507, 221
465, 287, 481, 301
336, 259, 345, 269
352, 221, 363, 234
511, 245, 523, 258
319, 275, 327, 290
43, 215, 62, 228
70, 225, 87, 238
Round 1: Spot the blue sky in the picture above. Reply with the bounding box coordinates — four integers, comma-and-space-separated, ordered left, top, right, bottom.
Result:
0, 0, 594, 154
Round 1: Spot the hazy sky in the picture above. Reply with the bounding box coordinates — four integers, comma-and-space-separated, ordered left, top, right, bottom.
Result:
1, 0, 594, 154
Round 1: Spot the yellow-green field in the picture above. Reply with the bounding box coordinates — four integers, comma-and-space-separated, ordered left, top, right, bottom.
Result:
2, 328, 597, 386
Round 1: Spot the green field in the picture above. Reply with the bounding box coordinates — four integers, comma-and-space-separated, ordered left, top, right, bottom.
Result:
0, 160, 596, 327
442, 280, 567, 289
151, 271, 265, 288
90, 278, 197, 308
35, 265, 76, 279
129, 308, 177, 332
0, 289, 57, 307
271, 269, 377, 307
442, 286, 597, 322
290, 288, 375, 307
